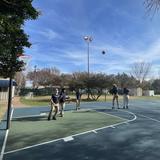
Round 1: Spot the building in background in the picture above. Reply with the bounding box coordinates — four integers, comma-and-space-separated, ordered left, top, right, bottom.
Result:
129, 88, 155, 96
0, 79, 17, 100
130, 87, 143, 96
143, 90, 154, 96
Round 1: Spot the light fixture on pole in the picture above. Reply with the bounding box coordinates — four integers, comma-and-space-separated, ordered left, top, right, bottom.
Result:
83, 35, 93, 99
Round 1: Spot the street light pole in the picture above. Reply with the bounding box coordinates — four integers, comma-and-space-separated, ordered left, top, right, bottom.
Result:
87, 41, 89, 77
84, 36, 93, 99
34, 65, 37, 89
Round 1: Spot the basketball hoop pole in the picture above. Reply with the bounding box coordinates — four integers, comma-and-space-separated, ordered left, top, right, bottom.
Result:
6, 53, 15, 129
6, 75, 13, 129
6, 54, 20, 129
6, 53, 30, 129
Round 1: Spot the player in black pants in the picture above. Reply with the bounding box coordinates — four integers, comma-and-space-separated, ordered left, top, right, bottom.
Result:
48, 88, 59, 120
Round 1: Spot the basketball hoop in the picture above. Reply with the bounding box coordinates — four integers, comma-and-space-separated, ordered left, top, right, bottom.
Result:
17, 54, 31, 69
17, 53, 25, 57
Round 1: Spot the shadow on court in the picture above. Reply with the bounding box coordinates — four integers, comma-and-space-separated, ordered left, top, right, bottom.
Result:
12, 117, 47, 122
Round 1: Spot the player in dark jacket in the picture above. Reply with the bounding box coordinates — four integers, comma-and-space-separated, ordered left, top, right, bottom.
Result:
48, 88, 59, 120
110, 84, 119, 109
59, 88, 66, 117
75, 89, 81, 110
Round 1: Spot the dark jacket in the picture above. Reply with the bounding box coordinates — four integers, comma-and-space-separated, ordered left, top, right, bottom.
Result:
76, 91, 81, 100
110, 86, 118, 95
59, 92, 66, 103
51, 94, 59, 104
123, 88, 129, 95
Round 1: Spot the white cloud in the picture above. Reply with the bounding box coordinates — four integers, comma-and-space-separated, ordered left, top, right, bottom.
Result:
39, 29, 60, 40
24, 0, 160, 78
84, 37, 160, 76
25, 34, 160, 78
64, 51, 87, 66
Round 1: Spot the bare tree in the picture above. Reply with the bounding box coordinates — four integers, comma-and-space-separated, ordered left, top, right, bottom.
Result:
14, 72, 26, 94
144, 0, 160, 15
27, 67, 61, 88
115, 73, 138, 88
131, 61, 152, 88
158, 70, 160, 79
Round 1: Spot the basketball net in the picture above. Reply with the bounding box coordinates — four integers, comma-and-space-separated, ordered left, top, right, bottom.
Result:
17, 54, 31, 70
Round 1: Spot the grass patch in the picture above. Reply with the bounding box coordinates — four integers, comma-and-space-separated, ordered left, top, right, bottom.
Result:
20, 95, 160, 107
20, 96, 50, 106
6, 109, 124, 152
20, 95, 122, 107
131, 95, 160, 100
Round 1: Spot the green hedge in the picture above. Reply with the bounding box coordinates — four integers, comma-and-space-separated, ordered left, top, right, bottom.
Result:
19, 87, 53, 96
19, 87, 74, 96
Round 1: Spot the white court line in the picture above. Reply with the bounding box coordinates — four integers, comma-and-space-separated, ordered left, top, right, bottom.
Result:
13, 114, 46, 119
110, 126, 116, 128
4, 110, 137, 155
138, 114, 160, 123
4, 137, 63, 155
96, 110, 128, 121
94, 111, 137, 132
40, 113, 47, 116
119, 109, 137, 123
63, 136, 74, 142
0, 107, 14, 160
0, 130, 9, 160
92, 130, 98, 134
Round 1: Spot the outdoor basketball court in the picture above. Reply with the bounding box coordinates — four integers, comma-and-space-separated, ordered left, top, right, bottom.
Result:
1, 99, 160, 160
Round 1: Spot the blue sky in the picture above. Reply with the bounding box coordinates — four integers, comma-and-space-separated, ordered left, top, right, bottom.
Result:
24, 0, 160, 79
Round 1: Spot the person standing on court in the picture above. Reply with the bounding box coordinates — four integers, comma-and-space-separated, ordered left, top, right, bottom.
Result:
75, 89, 81, 110
48, 88, 59, 120
123, 86, 129, 109
59, 88, 66, 117
110, 84, 119, 109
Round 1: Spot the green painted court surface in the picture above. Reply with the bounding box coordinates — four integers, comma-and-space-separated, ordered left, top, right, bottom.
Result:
6, 109, 125, 152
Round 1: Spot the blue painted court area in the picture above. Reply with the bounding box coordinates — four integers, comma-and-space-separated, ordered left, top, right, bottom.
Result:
1, 99, 160, 160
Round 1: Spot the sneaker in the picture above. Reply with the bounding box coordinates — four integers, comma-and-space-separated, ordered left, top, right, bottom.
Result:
48, 117, 51, 121
126, 106, 128, 109
52, 116, 56, 120
123, 106, 125, 109
112, 107, 115, 109
60, 114, 64, 117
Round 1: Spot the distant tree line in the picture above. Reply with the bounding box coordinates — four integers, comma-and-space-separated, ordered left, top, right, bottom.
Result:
14, 63, 160, 99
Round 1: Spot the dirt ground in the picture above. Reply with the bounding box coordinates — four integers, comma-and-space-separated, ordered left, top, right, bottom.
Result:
0, 97, 27, 121
0, 101, 7, 120
12, 96, 28, 108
